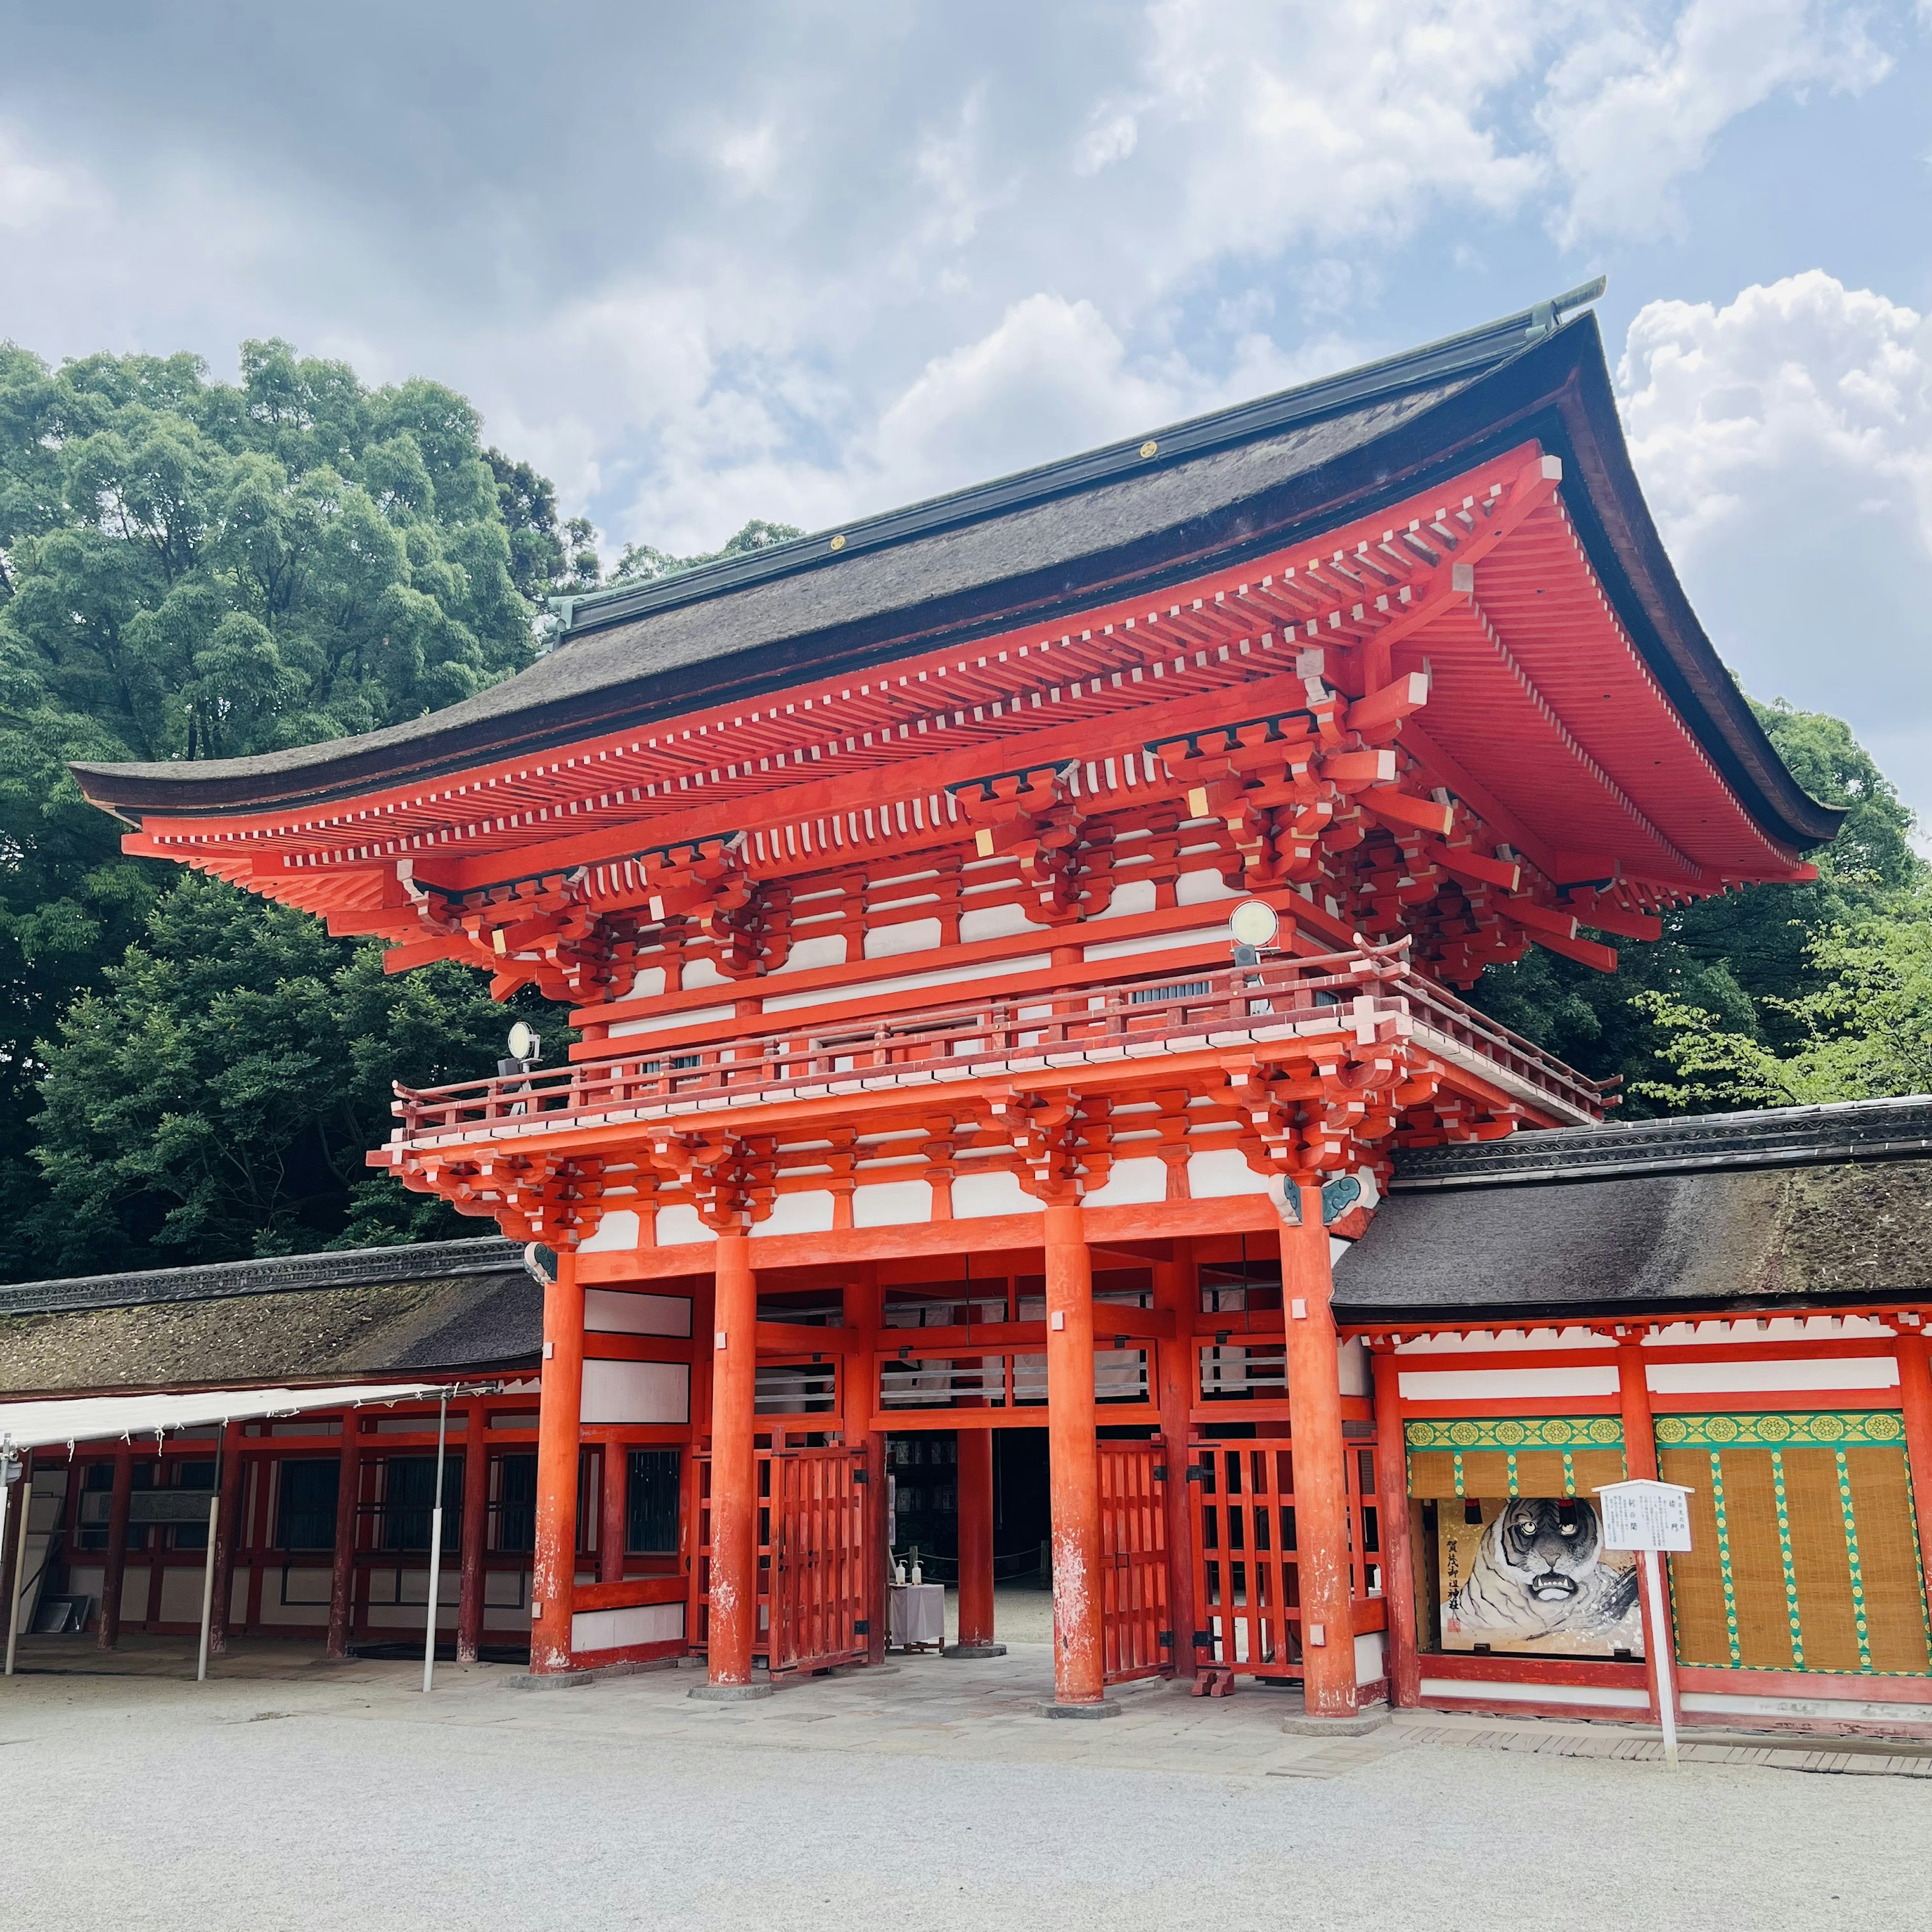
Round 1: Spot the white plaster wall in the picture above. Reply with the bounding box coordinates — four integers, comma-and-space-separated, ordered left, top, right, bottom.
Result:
865, 917, 942, 959
853, 1179, 932, 1227
573, 1600, 683, 1654
580, 1210, 640, 1253
1646, 1356, 1899, 1394
1420, 1677, 1649, 1709
1079, 1157, 1168, 1208
953, 1170, 1040, 1219
1397, 1366, 1620, 1401
959, 902, 1046, 943
580, 1359, 689, 1426
1337, 1337, 1370, 1396
610, 1001, 734, 1040
1187, 1147, 1269, 1198
584, 1289, 691, 1337
753, 1190, 835, 1237
654, 1205, 713, 1247
775, 933, 847, 972
1175, 868, 1240, 906
1355, 1630, 1386, 1687
1100, 879, 1157, 918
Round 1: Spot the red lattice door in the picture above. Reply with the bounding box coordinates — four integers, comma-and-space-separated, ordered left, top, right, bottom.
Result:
692, 1442, 875, 1676
1099, 1440, 1172, 1684
1188, 1436, 1302, 1679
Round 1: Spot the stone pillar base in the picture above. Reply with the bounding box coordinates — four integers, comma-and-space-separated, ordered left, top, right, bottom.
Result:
688, 1680, 775, 1703
1280, 1706, 1389, 1737
943, 1642, 1007, 1658
1041, 1698, 1123, 1720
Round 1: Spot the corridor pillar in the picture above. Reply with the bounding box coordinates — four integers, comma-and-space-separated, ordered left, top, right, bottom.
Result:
1280, 1181, 1357, 1721
695, 1231, 770, 1698
1897, 1332, 1932, 1627
948, 1427, 1003, 1656
325, 1418, 363, 1660
843, 1264, 888, 1668
530, 1245, 585, 1674
1152, 1243, 1198, 1679
97, 1447, 133, 1650
1369, 1349, 1421, 1707
456, 1397, 489, 1664
1044, 1201, 1111, 1714
208, 1423, 244, 1656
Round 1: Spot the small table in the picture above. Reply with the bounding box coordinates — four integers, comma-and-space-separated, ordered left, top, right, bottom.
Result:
889, 1582, 946, 1651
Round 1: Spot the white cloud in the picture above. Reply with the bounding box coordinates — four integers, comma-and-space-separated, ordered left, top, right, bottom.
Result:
0, 125, 93, 232
1538, 0, 1891, 246
1618, 271, 1932, 804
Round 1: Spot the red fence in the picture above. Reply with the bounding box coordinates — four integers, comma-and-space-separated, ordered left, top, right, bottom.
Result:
1099, 1440, 1171, 1684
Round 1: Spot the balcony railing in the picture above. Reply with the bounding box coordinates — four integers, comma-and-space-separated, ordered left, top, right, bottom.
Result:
387, 948, 1612, 1150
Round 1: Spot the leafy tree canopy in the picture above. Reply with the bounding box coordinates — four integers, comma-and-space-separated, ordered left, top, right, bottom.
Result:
608, 517, 805, 587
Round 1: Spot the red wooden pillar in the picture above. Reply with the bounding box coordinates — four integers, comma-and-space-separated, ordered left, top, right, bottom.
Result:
1281, 1181, 1357, 1720
326, 1416, 363, 1660
208, 1422, 245, 1656
699, 1231, 768, 1696
1370, 1347, 1421, 1707
1897, 1332, 1932, 1625
1617, 1339, 1669, 1720
599, 1445, 627, 1586
531, 1245, 585, 1674
1152, 1242, 1198, 1677
950, 1427, 1001, 1654
1044, 1201, 1108, 1713
97, 1447, 133, 1650
843, 1264, 888, 1668
456, 1398, 489, 1664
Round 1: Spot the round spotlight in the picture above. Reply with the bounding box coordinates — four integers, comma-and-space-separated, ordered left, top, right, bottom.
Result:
1229, 900, 1279, 950
507, 1020, 541, 1063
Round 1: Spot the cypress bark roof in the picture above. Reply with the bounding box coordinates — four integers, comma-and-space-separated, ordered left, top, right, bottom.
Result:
70, 291, 1840, 854
1337, 1096, 1932, 1324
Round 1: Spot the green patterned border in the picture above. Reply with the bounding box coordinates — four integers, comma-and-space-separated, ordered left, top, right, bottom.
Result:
1655, 1411, 1907, 1450
1404, 1416, 1624, 1451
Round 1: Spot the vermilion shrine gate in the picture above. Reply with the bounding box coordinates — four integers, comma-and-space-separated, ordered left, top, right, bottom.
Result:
73, 289, 1862, 1721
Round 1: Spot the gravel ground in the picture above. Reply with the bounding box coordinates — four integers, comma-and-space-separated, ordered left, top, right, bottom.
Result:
2, 1630, 1924, 1932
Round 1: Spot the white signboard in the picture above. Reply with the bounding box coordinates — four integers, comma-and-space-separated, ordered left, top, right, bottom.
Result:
1597, 1479, 1693, 1553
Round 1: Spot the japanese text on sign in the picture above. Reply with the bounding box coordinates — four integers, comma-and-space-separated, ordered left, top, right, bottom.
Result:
1596, 1480, 1692, 1552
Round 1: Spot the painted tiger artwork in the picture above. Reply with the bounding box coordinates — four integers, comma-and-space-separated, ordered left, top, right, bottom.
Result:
1441, 1497, 1643, 1655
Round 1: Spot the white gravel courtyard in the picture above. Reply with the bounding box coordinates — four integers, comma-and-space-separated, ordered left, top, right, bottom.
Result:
3, 1625, 1926, 1932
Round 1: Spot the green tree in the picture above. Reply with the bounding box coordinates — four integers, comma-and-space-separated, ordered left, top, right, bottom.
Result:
608, 517, 804, 586
1471, 699, 1924, 1113
29, 875, 567, 1274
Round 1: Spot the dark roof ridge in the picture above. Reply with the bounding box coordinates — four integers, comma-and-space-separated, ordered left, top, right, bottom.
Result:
0, 1237, 523, 1321
555, 280, 1609, 639
1391, 1094, 1932, 1191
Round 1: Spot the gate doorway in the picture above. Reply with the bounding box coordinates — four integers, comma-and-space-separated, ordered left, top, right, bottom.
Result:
1098, 1438, 1170, 1683
694, 1441, 873, 1677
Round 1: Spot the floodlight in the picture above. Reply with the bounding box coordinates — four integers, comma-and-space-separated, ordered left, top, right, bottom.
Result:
507, 1020, 541, 1063
1229, 900, 1279, 949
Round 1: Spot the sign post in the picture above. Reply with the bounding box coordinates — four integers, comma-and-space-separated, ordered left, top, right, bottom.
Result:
1596, 1479, 1693, 1767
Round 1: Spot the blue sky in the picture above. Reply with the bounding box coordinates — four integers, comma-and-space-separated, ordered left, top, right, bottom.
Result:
2, 1, 1927, 816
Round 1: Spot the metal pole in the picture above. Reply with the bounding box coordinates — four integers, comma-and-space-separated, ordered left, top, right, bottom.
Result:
196, 1430, 224, 1683
1644, 1549, 1679, 1768
0, 1464, 13, 1675
5, 1471, 34, 1677
424, 1392, 449, 1694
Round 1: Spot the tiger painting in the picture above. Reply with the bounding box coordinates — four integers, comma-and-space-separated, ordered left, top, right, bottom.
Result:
1441, 1497, 1643, 1655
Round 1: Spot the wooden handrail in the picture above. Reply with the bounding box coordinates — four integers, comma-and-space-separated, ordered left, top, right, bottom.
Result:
387, 948, 1608, 1146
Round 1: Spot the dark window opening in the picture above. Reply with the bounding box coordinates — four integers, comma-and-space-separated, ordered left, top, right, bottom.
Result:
626, 1450, 681, 1555
277, 1460, 340, 1552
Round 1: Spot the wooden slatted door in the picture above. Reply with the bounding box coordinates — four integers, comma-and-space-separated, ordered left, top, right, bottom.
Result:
1099, 1440, 1172, 1683
1188, 1436, 1302, 1679
767, 1444, 872, 1676
693, 1443, 874, 1675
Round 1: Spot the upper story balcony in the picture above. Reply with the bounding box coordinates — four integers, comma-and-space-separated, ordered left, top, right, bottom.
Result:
384, 948, 1613, 1161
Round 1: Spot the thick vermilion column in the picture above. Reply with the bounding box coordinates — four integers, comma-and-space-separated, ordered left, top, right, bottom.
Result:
954, 1428, 997, 1651
600, 1444, 628, 1586
705, 1232, 761, 1689
326, 1419, 363, 1659
1045, 1201, 1105, 1710
1617, 1339, 1669, 1719
843, 1264, 888, 1668
208, 1424, 244, 1656
531, 1246, 586, 1674
1281, 1181, 1356, 1719
1370, 1348, 1421, 1707
456, 1398, 489, 1664
1152, 1243, 1198, 1678
98, 1447, 133, 1650
1897, 1333, 1932, 1627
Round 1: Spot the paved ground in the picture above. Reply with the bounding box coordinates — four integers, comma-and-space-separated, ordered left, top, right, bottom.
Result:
4, 1611, 1928, 1931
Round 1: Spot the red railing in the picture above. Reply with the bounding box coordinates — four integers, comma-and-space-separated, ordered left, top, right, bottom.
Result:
387, 948, 1610, 1147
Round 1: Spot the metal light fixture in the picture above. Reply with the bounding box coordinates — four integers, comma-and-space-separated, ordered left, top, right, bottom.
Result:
506, 1020, 541, 1063
1228, 898, 1279, 967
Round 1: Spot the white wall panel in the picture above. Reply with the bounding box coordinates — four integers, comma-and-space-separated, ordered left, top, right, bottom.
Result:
580, 1358, 689, 1426
584, 1289, 692, 1337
